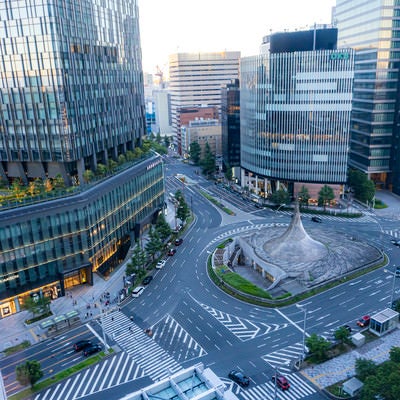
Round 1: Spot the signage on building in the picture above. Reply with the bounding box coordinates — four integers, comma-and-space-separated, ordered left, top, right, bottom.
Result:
330, 52, 350, 61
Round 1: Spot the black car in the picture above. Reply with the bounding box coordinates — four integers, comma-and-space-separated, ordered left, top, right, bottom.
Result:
228, 370, 250, 387
174, 238, 183, 246
391, 239, 400, 247
311, 216, 322, 223
83, 344, 102, 357
73, 339, 92, 351
142, 275, 153, 285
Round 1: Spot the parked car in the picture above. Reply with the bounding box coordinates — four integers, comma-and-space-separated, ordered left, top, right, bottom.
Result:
131, 286, 145, 298
167, 248, 176, 256
228, 370, 250, 387
142, 275, 153, 285
311, 216, 322, 223
272, 375, 290, 390
356, 315, 371, 327
73, 340, 92, 351
83, 344, 102, 357
174, 238, 183, 246
156, 259, 166, 269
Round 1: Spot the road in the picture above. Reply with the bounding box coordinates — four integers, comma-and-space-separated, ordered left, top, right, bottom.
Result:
10, 156, 400, 400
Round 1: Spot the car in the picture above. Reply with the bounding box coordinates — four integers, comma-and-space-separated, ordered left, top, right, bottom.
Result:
167, 248, 176, 256
272, 375, 290, 390
174, 238, 183, 246
311, 216, 322, 223
73, 339, 92, 351
156, 259, 166, 269
342, 324, 352, 333
228, 370, 250, 387
357, 315, 371, 327
83, 344, 102, 357
142, 275, 153, 285
390, 239, 400, 247
131, 286, 145, 298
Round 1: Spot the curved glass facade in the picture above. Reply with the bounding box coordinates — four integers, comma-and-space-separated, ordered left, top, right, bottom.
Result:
0, 155, 164, 317
240, 49, 354, 184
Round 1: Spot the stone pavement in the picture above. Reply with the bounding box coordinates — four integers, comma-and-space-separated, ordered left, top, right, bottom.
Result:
301, 328, 400, 388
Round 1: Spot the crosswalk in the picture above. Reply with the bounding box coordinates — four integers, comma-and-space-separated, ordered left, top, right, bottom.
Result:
199, 303, 288, 341
33, 352, 145, 400
240, 373, 316, 400
279, 210, 376, 223
261, 343, 304, 374
150, 314, 207, 362
384, 229, 400, 239
98, 311, 183, 381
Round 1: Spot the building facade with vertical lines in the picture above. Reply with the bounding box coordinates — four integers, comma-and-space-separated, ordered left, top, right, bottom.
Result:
240, 28, 354, 200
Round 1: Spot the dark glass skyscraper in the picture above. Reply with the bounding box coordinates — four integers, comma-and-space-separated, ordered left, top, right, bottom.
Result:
0, 0, 145, 184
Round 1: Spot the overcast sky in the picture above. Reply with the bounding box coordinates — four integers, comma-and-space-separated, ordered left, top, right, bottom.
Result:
137, 0, 336, 75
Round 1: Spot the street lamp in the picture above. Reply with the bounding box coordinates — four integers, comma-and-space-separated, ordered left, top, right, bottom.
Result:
275, 203, 286, 214
384, 266, 398, 307
296, 304, 307, 362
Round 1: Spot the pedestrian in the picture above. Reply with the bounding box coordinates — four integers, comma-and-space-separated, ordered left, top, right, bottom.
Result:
111, 316, 114, 322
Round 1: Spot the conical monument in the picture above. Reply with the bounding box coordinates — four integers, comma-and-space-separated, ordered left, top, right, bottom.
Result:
263, 202, 327, 263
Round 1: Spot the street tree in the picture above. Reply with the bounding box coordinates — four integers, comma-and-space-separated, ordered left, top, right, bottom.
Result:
269, 188, 290, 207
164, 135, 170, 148
126, 241, 147, 274
23, 295, 51, 319
389, 346, 400, 363
156, 132, 162, 144
155, 212, 172, 241
176, 198, 190, 225
16, 360, 43, 388
189, 142, 201, 164
334, 326, 351, 344
355, 358, 377, 381
318, 185, 335, 210
201, 142, 216, 176
297, 185, 310, 209
348, 169, 376, 204
224, 163, 233, 182
145, 226, 163, 261
305, 333, 330, 362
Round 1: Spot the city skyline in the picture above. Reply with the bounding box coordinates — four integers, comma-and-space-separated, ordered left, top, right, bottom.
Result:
137, 0, 336, 74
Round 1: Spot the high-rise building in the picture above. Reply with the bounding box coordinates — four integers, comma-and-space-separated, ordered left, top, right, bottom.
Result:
0, 0, 145, 184
335, 0, 400, 194
168, 52, 240, 155
0, 0, 164, 317
221, 79, 241, 174
240, 28, 354, 200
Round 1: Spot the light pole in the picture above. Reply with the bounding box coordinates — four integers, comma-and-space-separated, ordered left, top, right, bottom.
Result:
384, 266, 398, 307
275, 203, 286, 214
296, 304, 307, 362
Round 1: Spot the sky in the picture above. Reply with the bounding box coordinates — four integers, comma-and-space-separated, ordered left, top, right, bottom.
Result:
137, 0, 336, 75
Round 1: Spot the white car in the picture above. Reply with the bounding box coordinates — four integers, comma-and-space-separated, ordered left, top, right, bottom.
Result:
156, 259, 167, 269
131, 286, 145, 298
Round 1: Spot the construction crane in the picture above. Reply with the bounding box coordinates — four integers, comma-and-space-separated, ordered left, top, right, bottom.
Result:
155, 65, 164, 88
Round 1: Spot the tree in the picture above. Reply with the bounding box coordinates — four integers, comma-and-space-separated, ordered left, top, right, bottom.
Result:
164, 135, 170, 148
297, 185, 310, 208
33, 178, 44, 196
347, 169, 376, 204
16, 360, 43, 388
43, 178, 53, 193
390, 346, 400, 363
269, 188, 290, 207
189, 141, 201, 164
95, 163, 107, 176
224, 163, 233, 182
107, 159, 117, 173
52, 174, 65, 191
117, 154, 126, 165
176, 198, 190, 225
355, 358, 377, 381
156, 132, 162, 144
318, 185, 335, 210
126, 241, 147, 274
305, 333, 330, 362
23, 295, 51, 319
126, 150, 135, 161
145, 226, 163, 261
334, 326, 351, 344
11, 178, 26, 201
83, 169, 95, 184
201, 142, 216, 176
155, 212, 172, 241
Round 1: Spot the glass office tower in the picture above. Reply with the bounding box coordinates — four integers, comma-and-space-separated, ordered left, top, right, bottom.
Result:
336, 0, 400, 193
0, 0, 145, 183
240, 28, 354, 198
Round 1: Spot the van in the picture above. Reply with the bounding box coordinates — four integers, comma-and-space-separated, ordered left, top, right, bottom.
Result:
131, 286, 144, 298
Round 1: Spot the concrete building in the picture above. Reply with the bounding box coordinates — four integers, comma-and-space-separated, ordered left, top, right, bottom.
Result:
240, 27, 354, 201
153, 89, 173, 135
336, 0, 400, 195
169, 52, 240, 155
181, 119, 222, 160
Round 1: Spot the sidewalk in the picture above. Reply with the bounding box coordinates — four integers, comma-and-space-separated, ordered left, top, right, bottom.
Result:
302, 327, 400, 389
